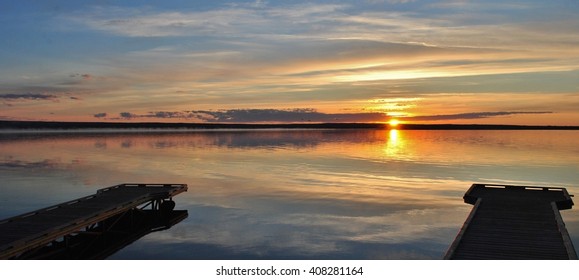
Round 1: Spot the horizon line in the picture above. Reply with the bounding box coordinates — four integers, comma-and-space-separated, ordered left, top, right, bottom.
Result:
1, 120, 579, 130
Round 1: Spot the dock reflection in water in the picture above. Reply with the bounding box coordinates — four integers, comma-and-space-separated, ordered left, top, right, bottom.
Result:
19, 209, 188, 260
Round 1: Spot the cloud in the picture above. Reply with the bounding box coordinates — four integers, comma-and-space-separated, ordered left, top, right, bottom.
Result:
101, 111, 194, 121
192, 109, 385, 123
70, 73, 93, 80
367, 0, 416, 4
64, 4, 349, 38
100, 109, 554, 123
0, 159, 61, 169
114, 111, 199, 120
251, 0, 268, 9
96, 109, 388, 123
0, 92, 82, 109
0, 93, 58, 100
151, 111, 188, 119
61, 3, 579, 99
119, 112, 137, 119
65, 7, 263, 37
403, 111, 553, 121
60, 3, 579, 91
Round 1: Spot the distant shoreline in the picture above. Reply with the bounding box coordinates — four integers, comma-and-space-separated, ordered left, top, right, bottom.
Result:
1, 120, 579, 131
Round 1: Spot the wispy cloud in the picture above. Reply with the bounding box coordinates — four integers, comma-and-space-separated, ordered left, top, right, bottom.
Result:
70, 73, 93, 80
366, 0, 416, 3
64, 4, 347, 38
0, 159, 61, 170
403, 111, 553, 121
0, 93, 58, 100
0, 91, 84, 110
64, 3, 579, 86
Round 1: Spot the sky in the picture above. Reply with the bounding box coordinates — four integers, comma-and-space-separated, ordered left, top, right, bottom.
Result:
1, 0, 579, 125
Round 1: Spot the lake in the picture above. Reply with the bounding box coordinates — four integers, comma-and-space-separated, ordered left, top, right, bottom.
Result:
1, 129, 578, 259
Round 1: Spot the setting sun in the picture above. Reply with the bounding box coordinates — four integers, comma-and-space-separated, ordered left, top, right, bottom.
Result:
388, 119, 400, 128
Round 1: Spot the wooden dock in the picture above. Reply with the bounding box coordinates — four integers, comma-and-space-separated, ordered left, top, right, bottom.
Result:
0, 183, 187, 259
445, 183, 577, 260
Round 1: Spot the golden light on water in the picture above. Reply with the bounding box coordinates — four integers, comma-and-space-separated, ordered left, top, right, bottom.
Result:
389, 129, 399, 143
383, 128, 404, 158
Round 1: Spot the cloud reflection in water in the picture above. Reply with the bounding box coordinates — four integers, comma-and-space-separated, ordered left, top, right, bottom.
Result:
1, 129, 579, 259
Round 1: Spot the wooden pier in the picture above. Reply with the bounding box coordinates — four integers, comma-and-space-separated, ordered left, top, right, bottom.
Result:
0, 183, 187, 259
445, 183, 577, 260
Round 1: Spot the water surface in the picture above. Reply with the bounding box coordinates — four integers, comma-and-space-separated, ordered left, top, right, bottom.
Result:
1, 129, 578, 259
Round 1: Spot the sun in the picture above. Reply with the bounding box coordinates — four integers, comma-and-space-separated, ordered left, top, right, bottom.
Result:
388, 119, 400, 128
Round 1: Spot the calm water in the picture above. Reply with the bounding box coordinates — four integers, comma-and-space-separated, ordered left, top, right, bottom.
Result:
1, 129, 578, 259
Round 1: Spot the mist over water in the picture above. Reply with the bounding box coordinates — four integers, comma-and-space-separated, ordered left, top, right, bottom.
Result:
1, 129, 578, 259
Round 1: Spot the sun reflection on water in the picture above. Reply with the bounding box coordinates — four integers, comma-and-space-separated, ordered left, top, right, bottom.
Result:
383, 129, 405, 158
